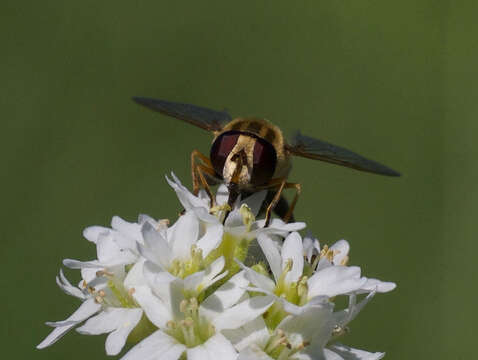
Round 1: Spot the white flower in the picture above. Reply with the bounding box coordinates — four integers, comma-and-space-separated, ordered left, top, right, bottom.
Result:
63, 215, 157, 269
37, 262, 147, 355
123, 270, 274, 360
38, 174, 396, 359
235, 232, 395, 359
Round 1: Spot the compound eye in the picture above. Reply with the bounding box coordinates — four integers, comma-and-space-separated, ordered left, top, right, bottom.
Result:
210, 131, 240, 178
251, 138, 277, 185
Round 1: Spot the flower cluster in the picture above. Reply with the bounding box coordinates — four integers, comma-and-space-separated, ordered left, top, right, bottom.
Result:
38, 174, 395, 360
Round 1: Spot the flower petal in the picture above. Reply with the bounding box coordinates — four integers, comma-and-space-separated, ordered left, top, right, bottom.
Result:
303, 233, 320, 263
327, 343, 385, 360
239, 261, 275, 293
121, 330, 185, 360
63, 258, 103, 269
200, 271, 249, 320
56, 269, 86, 299
212, 295, 274, 331
257, 233, 282, 282
166, 173, 209, 211
330, 240, 350, 266
105, 309, 144, 355
37, 298, 101, 349
132, 285, 171, 328
197, 223, 223, 257
123, 259, 146, 289
83, 226, 109, 243
143, 262, 177, 306
279, 304, 334, 357
237, 346, 274, 360
198, 256, 227, 291
186, 333, 237, 360
139, 222, 171, 268
324, 349, 344, 360
170, 212, 199, 260
255, 219, 306, 237
281, 232, 304, 284
111, 216, 143, 242
307, 266, 367, 298
76, 307, 143, 355
241, 190, 267, 217
334, 292, 376, 327
81, 267, 100, 283
358, 278, 396, 294
215, 184, 229, 206
222, 316, 270, 352
97, 232, 137, 265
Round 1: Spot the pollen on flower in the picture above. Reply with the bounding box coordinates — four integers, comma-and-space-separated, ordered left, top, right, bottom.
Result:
210, 203, 231, 220
166, 297, 215, 348
96, 270, 114, 277
157, 218, 170, 229
274, 259, 308, 306
332, 324, 350, 339
340, 255, 349, 266
169, 245, 205, 279
320, 245, 334, 262
240, 203, 255, 231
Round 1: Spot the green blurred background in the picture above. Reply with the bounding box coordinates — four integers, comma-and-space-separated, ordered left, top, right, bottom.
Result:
2, 1, 476, 359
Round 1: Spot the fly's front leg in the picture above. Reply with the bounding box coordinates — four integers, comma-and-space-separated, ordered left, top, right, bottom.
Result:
191, 150, 213, 194
191, 149, 217, 207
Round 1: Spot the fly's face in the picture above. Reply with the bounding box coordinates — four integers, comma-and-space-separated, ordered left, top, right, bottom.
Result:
210, 130, 277, 189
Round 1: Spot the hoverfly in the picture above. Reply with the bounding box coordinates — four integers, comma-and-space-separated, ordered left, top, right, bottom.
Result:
133, 97, 400, 226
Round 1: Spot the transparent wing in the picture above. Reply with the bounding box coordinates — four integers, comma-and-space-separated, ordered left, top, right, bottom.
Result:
132, 97, 231, 132
286, 132, 400, 177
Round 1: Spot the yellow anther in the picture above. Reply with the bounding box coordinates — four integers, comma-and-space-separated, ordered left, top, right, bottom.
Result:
128, 288, 136, 296
94, 295, 104, 304
340, 255, 349, 266
210, 203, 231, 217
332, 325, 349, 337
96, 270, 113, 277
239, 204, 255, 230
98, 290, 106, 297
319, 245, 334, 262
157, 219, 170, 230
180, 300, 188, 313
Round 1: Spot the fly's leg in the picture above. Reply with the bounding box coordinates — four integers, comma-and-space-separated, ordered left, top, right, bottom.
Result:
191, 149, 217, 208
261, 179, 302, 227
282, 182, 301, 223
264, 179, 286, 227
